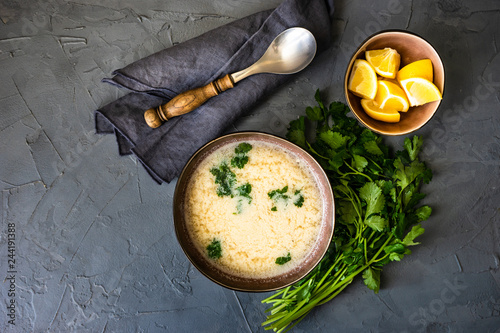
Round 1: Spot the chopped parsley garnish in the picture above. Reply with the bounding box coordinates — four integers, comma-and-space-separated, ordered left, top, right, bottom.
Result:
293, 190, 304, 207
268, 186, 289, 211
210, 162, 236, 197
268, 186, 290, 201
231, 142, 253, 169
268, 186, 305, 211
231, 155, 248, 169
235, 142, 253, 155
275, 253, 291, 265
236, 183, 252, 201
206, 239, 222, 259
210, 144, 253, 213
234, 183, 252, 214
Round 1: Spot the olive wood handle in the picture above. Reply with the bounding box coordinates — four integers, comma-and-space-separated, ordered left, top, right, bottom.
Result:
144, 74, 235, 128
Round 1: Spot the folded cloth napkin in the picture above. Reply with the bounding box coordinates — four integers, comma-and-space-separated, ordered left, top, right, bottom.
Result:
95, 0, 335, 183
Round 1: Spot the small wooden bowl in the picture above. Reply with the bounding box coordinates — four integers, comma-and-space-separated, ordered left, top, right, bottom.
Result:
344, 30, 445, 136
173, 132, 335, 292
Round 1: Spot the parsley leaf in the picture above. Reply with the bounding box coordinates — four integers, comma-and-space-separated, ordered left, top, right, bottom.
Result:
286, 117, 306, 149
394, 159, 427, 191
293, 190, 305, 207
338, 200, 358, 225
236, 183, 252, 201
404, 136, 423, 161
231, 155, 248, 169
268, 186, 289, 211
268, 187, 305, 210
365, 215, 388, 232
207, 239, 222, 259
210, 162, 236, 197
362, 267, 381, 293
360, 182, 385, 219
268, 186, 289, 200
234, 183, 252, 214
275, 253, 292, 265
231, 142, 252, 169
402, 224, 425, 246
235, 142, 252, 155
319, 131, 347, 149
306, 106, 323, 121
353, 154, 368, 172
364, 140, 384, 156
415, 205, 432, 222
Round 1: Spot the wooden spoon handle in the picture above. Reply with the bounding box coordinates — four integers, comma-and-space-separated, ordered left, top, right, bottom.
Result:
144, 74, 234, 128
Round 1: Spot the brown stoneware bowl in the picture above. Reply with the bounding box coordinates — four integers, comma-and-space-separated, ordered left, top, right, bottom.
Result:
173, 132, 335, 292
344, 30, 445, 136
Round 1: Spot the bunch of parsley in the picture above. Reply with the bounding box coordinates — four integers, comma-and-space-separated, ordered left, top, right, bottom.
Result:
261, 91, 433, 332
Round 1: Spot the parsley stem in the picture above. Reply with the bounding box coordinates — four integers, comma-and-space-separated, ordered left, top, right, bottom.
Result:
312, 255, 344, 294
367, 229, 376, 242
369, 234, 394, 263
313, 265, 348, 297
366, 156, 383, 171
267, 298, 309, 329
343, 162, 373, 182
364, 238, 368, 263
278, 266, 356, 329
317, 279, 351, 305
282, 285, 291, 299
263, 285, 302, 305
337, 186, 363, 223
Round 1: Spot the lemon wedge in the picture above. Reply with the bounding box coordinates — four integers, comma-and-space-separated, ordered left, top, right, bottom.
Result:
347, 59, 378, 100
361, 99, 400, 123
365, 48, 401, 79
399, 77, 442, 106
374, 80, 410, 112
397, 59, 433, 83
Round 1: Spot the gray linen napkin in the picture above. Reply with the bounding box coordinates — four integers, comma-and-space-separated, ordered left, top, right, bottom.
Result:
95, 0, 335, 183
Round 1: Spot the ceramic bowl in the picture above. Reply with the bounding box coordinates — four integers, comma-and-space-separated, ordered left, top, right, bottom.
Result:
344, 30, 445, 135
173, 132, 335, 291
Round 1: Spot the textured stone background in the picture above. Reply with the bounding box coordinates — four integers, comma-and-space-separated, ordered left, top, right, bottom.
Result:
1, 0, 500, 332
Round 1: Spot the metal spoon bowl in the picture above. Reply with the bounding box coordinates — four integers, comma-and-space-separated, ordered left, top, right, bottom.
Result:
144, 27, 317, 128
231, 27, 317, 83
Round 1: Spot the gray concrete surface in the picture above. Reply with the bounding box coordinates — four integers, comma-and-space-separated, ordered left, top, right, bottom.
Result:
1, 0, 500, 332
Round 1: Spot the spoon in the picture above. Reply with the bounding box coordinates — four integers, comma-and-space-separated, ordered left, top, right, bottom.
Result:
144, 27, 317, 128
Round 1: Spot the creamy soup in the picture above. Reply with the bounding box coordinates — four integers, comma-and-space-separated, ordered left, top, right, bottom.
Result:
184, 140, 322, 279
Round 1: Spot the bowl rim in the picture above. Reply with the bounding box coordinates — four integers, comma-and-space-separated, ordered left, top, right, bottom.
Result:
172, 131, 335, 292
344, 29, 445, 136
